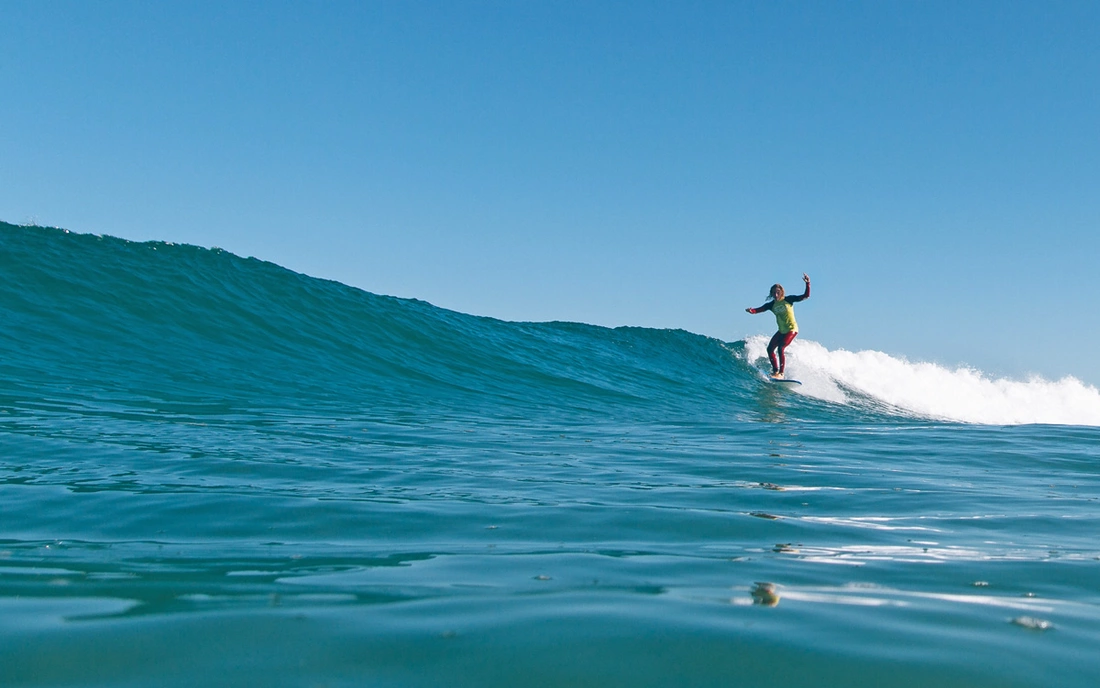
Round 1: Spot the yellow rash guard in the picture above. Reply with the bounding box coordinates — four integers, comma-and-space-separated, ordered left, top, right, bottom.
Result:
770, 299, 798, 334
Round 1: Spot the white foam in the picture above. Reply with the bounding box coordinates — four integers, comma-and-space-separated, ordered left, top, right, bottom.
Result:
743, 336, 1100, 426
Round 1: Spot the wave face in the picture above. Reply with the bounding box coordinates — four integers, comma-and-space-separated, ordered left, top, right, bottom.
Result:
1, 223, 760, 421
4, 222, 1100, 688
4, 223, 1097, 427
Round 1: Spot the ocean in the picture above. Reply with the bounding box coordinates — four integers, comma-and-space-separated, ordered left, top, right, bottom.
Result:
3, 222, 1099, 687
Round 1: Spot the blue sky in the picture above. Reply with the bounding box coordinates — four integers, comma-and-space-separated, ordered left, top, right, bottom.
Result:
3, 1, 1098, 384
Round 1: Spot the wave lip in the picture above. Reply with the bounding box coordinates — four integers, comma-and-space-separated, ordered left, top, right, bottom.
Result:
744, 336, 1100, 426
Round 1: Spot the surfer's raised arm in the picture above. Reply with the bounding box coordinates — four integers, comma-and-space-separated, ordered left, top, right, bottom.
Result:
786, 273, 810, 303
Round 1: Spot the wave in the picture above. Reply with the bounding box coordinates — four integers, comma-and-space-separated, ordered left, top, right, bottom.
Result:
0, 223, 753, 422
3, 222, 1097, 427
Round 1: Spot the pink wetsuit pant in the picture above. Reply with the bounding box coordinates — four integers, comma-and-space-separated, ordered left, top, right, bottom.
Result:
767, 331, 798, 373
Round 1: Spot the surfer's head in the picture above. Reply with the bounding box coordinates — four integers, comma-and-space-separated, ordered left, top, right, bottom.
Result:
770, 284, 784, 300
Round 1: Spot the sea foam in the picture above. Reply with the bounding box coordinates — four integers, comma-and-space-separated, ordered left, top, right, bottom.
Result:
744, 335, 1100, 426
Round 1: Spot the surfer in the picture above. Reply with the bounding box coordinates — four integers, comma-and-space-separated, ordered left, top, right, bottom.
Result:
746, 273, 810, 379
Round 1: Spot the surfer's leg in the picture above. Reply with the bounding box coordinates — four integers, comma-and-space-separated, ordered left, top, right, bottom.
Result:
766, 332, 783, 373
776, 332, 797, 373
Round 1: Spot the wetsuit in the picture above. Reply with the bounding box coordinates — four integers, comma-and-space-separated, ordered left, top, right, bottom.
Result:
748, 282, 810, 374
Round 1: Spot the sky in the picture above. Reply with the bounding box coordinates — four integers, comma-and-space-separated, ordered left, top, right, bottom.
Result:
2, 1, 1098, 384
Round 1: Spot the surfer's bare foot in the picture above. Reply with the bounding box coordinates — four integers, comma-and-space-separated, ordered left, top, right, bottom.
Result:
770, 372, 783, 380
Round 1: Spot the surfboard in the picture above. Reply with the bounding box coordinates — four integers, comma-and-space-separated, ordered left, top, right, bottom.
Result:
767, 378, 802, 386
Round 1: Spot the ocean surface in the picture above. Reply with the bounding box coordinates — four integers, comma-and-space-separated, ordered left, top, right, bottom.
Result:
3, 221, 1100, 687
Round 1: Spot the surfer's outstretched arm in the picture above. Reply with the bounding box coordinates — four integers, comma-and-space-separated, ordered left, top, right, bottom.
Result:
746, 302, 772, 314
786, 274, 811, 303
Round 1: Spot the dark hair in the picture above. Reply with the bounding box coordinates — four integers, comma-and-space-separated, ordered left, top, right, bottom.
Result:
770, 284, 785, 300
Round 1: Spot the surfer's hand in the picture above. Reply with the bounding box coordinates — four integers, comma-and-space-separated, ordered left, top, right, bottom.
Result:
746, 308, 755, 314
803, 273, 810, 283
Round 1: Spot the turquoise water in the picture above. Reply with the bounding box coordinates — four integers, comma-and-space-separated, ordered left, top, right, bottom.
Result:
3, 222, 1100, 687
